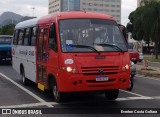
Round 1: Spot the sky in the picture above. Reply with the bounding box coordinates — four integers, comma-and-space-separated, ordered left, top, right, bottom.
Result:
0, 0, 137, 26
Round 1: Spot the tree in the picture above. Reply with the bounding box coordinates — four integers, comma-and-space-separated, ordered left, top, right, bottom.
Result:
0, 24, 15, 35
127, 0, 160, 59
140, 0, 160, 59
127, 6, 146, 41
0, 26, 2, 35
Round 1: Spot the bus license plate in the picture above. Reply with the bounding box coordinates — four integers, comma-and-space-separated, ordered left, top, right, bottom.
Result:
96, 76, 108, 81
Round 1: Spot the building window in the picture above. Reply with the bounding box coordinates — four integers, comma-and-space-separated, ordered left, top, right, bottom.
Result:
105, 9, 109, 12
62, 0, 80, 11
94, 8, 98, 11
94, 3, 97, 6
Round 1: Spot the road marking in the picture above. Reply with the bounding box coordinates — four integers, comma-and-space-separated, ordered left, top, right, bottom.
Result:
120, 89, 147, 97
117, 96, 152, 101
0, 103, 46, 108
0, 73, 54, 108
136, 75, 160, 81
1, 96, 160, 108
50, 96, 160, 104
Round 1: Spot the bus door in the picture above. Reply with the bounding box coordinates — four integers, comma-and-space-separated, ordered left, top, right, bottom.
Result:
37, 26, 49, 91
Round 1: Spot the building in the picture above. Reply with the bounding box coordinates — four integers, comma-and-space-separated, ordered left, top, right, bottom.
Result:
48, 0, 121, 23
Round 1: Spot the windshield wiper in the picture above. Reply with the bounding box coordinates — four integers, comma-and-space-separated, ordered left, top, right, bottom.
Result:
72, 45, 100, 54
94, 43, 123, 52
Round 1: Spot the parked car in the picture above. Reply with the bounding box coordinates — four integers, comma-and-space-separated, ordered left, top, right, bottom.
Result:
128, 49, 139, 64
0, 35, 12, 64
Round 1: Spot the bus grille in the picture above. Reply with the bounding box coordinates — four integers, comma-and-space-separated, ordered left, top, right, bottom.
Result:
81, 66, 119, 75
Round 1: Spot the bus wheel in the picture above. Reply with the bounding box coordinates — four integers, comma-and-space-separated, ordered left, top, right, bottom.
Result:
21, 69, 29, 86
52, 83, 65, 103
105, 89, 119, 100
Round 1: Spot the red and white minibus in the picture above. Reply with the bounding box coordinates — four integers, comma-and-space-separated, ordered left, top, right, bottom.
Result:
12, 11, 130, 102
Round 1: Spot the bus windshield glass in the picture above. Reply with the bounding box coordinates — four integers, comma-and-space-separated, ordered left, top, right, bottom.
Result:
59, 19, 127, 52
0, 37, 12, 44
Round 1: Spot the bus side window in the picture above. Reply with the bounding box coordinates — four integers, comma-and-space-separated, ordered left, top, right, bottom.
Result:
48, 24, 57, 52
18, 29, 25, 45
24, 28, 30, 46
30, 27, 37, 46
13, 30, 19, 45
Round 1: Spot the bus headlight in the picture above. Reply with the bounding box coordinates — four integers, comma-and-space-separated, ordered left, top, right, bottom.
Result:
67, 67, 72, 72
66, 67, 77, 73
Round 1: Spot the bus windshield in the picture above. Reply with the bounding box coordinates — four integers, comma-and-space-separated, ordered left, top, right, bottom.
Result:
0, 37, 12, 44
59, 19, 127, 53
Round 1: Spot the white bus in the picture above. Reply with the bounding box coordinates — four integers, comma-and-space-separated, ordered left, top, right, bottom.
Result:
12, 18, 38, 84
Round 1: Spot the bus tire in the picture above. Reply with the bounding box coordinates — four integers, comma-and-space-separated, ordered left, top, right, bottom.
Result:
105, 89, 119, 100
52, 82, 66, 103
21, 68, 29, 86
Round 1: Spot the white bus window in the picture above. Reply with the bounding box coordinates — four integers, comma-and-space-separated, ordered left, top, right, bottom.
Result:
31, 27, 37, 46
18, 29, 25, 45
24, 28, 30, 46
13, 30, 19, 45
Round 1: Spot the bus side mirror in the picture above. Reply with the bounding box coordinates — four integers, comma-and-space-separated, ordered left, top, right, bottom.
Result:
118, 24, 128, 44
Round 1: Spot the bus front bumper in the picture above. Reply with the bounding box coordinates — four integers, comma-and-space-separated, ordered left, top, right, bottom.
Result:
57, 72, 130, 92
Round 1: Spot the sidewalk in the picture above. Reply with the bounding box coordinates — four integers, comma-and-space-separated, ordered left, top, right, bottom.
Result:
136, 62, 160, 78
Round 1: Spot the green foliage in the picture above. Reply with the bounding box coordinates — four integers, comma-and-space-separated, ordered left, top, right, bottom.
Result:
0, 24, 15, 35
127, 0, 160, 59
126, 23, 133, 33
0, 26, 2, 34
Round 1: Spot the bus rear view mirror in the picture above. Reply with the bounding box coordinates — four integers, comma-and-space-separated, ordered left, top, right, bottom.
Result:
118, 24, 127, 43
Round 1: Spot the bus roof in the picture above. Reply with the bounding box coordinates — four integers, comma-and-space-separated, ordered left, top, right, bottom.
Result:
38, 11, 115, 24
15, 18, 39, 29
15, 11, 115, 29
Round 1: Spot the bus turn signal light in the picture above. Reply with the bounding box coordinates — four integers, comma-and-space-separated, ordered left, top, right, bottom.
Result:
122, 64, 129, 71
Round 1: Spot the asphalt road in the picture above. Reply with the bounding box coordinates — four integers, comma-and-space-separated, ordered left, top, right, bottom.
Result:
0, 65, 160, 116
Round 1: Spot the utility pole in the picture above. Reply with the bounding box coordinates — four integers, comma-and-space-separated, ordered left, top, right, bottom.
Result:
32, 7, 35, 17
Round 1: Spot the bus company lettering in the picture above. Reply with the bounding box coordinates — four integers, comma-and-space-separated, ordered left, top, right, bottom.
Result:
19, 50, 27, 55
29, 51, 34, 56
19, 50, 34, 56
11, 109, 42, 115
